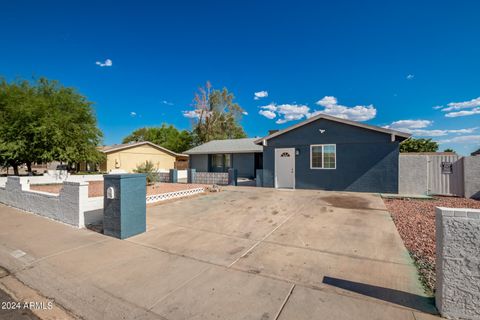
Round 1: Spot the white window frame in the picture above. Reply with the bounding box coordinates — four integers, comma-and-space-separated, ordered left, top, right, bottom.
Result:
310, 144, 336, 170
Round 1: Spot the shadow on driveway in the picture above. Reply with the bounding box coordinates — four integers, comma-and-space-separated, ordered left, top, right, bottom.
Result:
323, 276, 438, 315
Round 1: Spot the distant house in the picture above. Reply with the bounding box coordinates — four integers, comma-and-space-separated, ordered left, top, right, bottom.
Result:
471, 148, 480, 156
184, 138, 263, 179
96, 141, 188, 173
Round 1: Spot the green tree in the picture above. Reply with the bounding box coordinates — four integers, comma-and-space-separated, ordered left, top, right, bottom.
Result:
400, 138, 439, 153
122, 124, 193, 153
188, 81, 247, 145
443, 148, 455, 153
0, 77, 104, 174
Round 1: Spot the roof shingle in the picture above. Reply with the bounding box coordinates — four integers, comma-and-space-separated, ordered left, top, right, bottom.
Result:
184, 138, 263, 154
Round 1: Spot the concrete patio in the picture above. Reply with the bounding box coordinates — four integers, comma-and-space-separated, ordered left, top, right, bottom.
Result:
0, 187, 440, 320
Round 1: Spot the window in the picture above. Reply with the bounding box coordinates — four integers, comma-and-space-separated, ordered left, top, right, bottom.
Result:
224, 154, 231, 169
310, 144, 336, 169
211, 154, 232, 172
212, 154, 223, 168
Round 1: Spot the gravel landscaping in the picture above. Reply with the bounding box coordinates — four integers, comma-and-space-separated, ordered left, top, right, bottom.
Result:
384, 196, 480, 295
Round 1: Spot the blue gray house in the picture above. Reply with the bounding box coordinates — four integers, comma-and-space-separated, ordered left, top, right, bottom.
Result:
186, 114, 410, 193
184, 138, 263, 178
255, 114, 410, 193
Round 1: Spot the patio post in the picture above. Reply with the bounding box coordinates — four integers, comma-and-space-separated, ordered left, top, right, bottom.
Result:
187, 169, 196, 184
228, 168, 237, 186
169, 169, 178, 183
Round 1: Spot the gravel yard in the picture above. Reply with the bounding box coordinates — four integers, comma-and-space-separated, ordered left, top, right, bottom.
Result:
30, 181, 207, 198
384, 196, 480, 294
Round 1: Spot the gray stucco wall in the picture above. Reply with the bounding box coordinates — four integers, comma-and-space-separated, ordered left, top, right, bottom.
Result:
189, 154, 209, 172
262, 118, 400, 193
435, 207, 480, 320
232, 153, 256, 178
463, 156, 480, 199
399, 155, 428, 195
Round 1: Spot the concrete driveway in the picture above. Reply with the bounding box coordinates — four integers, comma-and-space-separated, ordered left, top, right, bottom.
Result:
0, 187, 438, 320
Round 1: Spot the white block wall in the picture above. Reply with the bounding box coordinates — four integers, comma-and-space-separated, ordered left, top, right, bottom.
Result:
0, 177, 103, 228
435, 207, 480, 320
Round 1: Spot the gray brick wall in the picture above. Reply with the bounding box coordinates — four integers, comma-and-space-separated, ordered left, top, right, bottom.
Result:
158, 172, 170, 183
194, 172, 229, 185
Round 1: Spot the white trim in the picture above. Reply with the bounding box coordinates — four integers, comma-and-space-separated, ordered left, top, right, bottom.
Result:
274, 148, 296, 189
310, 144, 336, 170
101, 141, 186, 158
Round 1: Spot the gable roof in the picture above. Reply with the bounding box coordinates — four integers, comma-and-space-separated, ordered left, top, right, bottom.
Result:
254, 113, 411, 144
184, 138, 263, 154
99, 141, 187, 158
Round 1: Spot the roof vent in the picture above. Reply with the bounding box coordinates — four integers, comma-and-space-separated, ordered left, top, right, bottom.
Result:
268, 130, 279, 135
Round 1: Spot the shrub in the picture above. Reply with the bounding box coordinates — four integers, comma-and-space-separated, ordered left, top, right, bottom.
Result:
133, 161, 158, 185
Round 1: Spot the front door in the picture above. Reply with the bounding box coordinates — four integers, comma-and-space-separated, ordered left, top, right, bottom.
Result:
275, 148, 295, 188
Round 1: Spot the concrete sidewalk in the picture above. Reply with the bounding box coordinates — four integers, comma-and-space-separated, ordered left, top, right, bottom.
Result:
0, 188, 441, 320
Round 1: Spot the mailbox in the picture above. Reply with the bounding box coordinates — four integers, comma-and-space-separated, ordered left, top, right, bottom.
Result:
103, 174, 146, 239
441, 162, 453, 174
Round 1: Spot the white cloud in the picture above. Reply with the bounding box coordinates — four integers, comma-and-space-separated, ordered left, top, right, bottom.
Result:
182, 110, 200, 118
130, 112, 137, 117
95, 59, 112, 67
443, 97, 480, 111
317, 96, 338, 107
384, 119, 477, 137
445, 107, 480, 118
242, 111, 248, 115
260, 103, 277, 111
162, 100, 174, 106
254, 91, 268, 100
434, 96, 480, 117
438, 135, 480, 144
386, 119, 432, 130
406, 74, 415, 80
406, 128, 477, 137
259, 109, 276, 119
315, 96, 377, 121
258, 96, 376, 123
258, 103, 310, 123
275, 104, 310, 123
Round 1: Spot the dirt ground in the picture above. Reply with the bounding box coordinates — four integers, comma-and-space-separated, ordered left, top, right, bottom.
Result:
30, 181, 207, 198
384, 196, 480, 294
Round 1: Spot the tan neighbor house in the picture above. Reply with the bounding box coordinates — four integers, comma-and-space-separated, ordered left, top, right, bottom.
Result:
97, 141, 188, 173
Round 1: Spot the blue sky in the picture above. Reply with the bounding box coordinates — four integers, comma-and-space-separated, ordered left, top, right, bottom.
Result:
1, 1, 479, 154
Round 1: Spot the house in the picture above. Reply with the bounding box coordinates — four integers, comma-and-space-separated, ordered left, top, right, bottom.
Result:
471, 148, 480, 156
96, 141, 188, 173
184, 138, 263, 178
187, 114, 410, 192
254, 114, 410, 193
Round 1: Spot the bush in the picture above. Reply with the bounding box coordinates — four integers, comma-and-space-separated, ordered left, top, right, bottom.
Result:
133, 161, 158, 185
